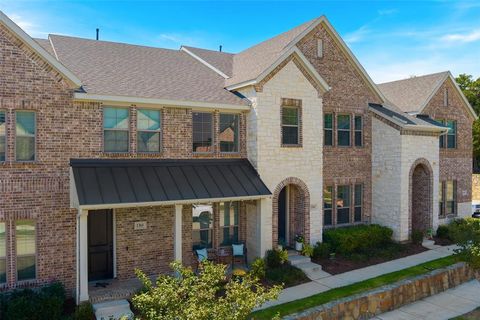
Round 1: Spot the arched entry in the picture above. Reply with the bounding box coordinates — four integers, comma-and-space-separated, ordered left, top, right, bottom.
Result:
410, 159, 433, 236
272, 178, 310, 247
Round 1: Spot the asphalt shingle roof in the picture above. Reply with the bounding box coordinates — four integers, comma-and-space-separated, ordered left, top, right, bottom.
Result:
377, 72, 449, 113
47, 35, 247, 106
182, 46, 234, 77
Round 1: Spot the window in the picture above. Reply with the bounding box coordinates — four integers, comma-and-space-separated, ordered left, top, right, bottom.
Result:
103, 107, 129, 152
219, 114, 239, 152
337, 115, 351, 146
192, 204, 213, 249
436, 119, 445, 148
16, 220, 36, 281
446, 120, 456, 149
323, 186, 333, 226
282, 107, 299, 145
354, 116, 362, 147
337, 185, 350, 224
324, 114, 333, 146
446, 180, 457, 215
220, 202, 239, 245
317, 39, 324, 58
15, 111, 35, 161
354, 184, 362, 222
192, 112, 213, 153
137, 109, 161, 153
0, 223, 5, 283
0, 111, 5, 161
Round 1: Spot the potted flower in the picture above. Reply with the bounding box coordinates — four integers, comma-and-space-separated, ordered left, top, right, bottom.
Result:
294, 234, 304, 251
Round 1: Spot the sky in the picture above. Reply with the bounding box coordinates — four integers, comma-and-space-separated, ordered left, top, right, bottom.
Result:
1, 0, 479, 83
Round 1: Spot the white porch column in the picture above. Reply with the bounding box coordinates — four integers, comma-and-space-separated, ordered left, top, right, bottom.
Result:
77, 209, 89, 303
174, 204, 183, 263
258, 197, 272, 258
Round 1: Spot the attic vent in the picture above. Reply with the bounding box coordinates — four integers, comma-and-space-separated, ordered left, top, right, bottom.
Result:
444, 87, 449, 107
317, 39, 323, 58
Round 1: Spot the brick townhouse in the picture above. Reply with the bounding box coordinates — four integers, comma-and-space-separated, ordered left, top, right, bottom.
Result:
0, 11, 476, 303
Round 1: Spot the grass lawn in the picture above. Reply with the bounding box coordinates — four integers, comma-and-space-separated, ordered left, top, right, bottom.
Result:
250, 255, 458, 319
450, 307, 480, 320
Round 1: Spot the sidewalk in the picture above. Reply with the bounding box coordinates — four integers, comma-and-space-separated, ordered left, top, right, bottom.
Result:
259, 244, 458, 309
374, 279, 480, 320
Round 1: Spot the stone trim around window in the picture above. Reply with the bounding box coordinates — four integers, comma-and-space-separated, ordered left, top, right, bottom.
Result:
280, 98, 303, 148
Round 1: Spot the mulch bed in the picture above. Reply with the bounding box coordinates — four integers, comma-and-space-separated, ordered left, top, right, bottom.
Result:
433, 237, 454, 246
312, 243, 428, 275
262, 264, 310, 288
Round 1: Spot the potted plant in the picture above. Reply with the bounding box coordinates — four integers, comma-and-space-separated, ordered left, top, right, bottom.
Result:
294, 234, 304, 251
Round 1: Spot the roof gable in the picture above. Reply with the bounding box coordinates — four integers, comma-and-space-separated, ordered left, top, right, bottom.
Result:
181, 46, 233, 78
0, 10, 81, 88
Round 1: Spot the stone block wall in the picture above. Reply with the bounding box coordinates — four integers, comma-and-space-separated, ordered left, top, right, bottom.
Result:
472, 174, 480, 201
285, 262, 478, 320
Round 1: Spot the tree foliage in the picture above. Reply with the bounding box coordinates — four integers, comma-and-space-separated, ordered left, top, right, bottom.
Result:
449, 218, 480, 269
131, 261, 282, 320
455, 74, 480, 170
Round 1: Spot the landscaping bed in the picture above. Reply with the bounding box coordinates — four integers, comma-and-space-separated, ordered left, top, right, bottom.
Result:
313, 242, 427, 274
263, 264, 310, 288
451, 306, 480, 320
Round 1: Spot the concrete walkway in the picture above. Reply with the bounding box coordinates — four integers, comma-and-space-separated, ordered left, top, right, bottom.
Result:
374, 279, 480, 320
259, 244, 458, 309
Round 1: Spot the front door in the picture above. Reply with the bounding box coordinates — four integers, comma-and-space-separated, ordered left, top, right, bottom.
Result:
88, 209, 113, 281
278, 187, 287, 246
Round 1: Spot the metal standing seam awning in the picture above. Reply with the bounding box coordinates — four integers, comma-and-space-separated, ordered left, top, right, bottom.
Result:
70, 158, 271, 209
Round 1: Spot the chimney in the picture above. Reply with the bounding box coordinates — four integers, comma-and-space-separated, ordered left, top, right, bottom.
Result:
96, 28, 99, 40
219, 45, 222, 52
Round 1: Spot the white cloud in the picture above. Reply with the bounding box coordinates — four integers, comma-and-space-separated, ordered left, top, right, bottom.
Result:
441, 29, 480, 43
8, 13, 48, 38
344, 25, 371, 44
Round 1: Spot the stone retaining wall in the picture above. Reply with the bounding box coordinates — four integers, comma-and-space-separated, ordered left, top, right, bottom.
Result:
284, 262, 478, 320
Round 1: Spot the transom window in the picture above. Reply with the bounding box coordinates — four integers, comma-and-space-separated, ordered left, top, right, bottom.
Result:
323, 186, 333, 226
192, 112, 213, 153
324, 114, 333, 146
192, 204, 213, 249
0, 222, 5, 284
219, 114, 239, 153
220, 202, 239, 246
337, 115, 351, 146
354, 116, 363, 147
0, 111, 5, 162
137, 109, 161, 153
16, 111, 36, 161
281, 107, 299, 145
103, 107, 129, 152
16, 220, 36, 281
336, 185, 350, 224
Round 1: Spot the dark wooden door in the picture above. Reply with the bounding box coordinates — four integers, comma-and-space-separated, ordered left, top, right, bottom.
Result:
278, 187, 287, 246
88, 209, 113, 281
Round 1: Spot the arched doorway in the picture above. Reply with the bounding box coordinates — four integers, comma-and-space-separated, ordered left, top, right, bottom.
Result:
410, 159, 433, 236
273, 178, 310, 248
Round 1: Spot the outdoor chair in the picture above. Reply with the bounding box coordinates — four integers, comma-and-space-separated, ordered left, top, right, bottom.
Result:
231, 242, 247, 268
193, 247, 216, 272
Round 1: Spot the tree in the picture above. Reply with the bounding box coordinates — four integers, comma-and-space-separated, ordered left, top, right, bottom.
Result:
455, 74, 480, 170
131, 261, 282, 320
449, 218, 480, 269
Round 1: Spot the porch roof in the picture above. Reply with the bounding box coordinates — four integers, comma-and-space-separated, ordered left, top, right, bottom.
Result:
70, 158, 271, 208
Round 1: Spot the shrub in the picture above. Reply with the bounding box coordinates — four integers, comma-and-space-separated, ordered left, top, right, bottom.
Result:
436, 224, 451, 240
250, 257, 266, 280
449, 218, 480, 269
323, 224, 393, 256
131, 261, 281, 320
411, 230, 424, 245
72, 302, 94, 320
301, 243, 313, 257
1, 282, 66, 320
265, 264, 309, 287
265, 249, 288, 269
312, 242, 331, 260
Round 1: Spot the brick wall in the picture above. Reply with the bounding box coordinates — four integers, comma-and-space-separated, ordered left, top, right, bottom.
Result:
0, 22, 248, 296
423, 78, 474, 218
297, 22, 383, 225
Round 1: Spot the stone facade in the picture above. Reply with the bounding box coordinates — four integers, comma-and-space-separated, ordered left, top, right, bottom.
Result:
285, 262, 478, 320
423, 78, 474, 220
472, 174, 480, 200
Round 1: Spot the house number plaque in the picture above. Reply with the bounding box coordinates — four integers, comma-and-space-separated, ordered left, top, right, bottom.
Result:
134, 221, 147, 230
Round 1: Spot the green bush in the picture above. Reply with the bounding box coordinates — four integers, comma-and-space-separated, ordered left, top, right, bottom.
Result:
1, 282, 66, 320
265, 249, 288, 269
436, 224, 451, 240
449, 218, 480, 269
323, 224, 393, 256
72, 301, 94, 320
265, 264, 309, 287
411, 230, 424, 245
312, 242, 331, 260
250, 257, 266, 280
301, 243, 314, 257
